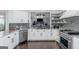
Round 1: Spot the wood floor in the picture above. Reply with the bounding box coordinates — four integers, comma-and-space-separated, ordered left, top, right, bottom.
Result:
15, 41, 61, 49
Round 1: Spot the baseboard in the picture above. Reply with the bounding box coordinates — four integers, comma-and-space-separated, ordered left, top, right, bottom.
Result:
14, 41, 27, 49
56, 42, 63, 49
27, 40, 56, 42
19, 41, 27, 44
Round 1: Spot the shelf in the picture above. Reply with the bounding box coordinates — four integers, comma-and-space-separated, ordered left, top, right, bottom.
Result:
51, 15, 61, 18
51, 19, 68, 23
51, 13, 61, 16
51, 18, 59, 20
51, 22, 68, 24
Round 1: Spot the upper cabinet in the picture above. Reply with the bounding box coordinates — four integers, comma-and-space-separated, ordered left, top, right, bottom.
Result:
60, 11, 79, 19
7, 11, 29, 23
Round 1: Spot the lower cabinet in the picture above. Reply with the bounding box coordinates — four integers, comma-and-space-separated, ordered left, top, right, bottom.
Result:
72, 37, 79, 49
0, 30, 19, 49
0, 36, 10, 49
8, 34, 15, 49
8, 31, 19, 49
28, 29, 60, 42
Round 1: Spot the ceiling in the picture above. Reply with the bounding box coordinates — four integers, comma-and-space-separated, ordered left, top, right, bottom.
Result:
0, 10, 64, 15
24, 10, 64, 14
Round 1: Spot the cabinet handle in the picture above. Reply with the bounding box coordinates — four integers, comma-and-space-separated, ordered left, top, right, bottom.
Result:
15, 33, 16, 35
40, 33, 42, 36
8, 36, 10, 38
12, 38, 14, 43
51, 33, 53, 36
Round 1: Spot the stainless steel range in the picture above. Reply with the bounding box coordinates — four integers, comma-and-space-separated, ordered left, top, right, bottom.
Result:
60, 32, 72, 49
60, 30, 79, 49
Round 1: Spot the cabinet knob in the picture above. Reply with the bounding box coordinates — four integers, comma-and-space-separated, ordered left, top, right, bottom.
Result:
8, 36, 10, 38
40, 33, 42, 36
51, 33, 53, 36
12, 38, 14, 43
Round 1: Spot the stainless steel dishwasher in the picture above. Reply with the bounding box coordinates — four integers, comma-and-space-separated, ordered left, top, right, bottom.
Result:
19, 30, 28, 43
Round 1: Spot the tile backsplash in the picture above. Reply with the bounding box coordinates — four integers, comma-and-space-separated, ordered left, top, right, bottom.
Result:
9, 23, 29, 31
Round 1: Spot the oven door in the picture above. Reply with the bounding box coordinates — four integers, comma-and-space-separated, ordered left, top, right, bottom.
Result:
60, 37, 68, 48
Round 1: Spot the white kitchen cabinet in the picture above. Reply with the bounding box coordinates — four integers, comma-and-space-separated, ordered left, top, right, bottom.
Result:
72, 36, 79, 49
8, 11, 29, 23
0, 30, 19, 49
42, 30, 51, 40
60, 11, 79, 19
7, 34, 15, 49
8, 30, 19, 49
0, 34, 14, 49
13, 31, 19, 47
0, 31, 4, 37
0, 35, 10, 48
28, 29, 60, 41
28, 29, 40, 40
52, 30, 60, 42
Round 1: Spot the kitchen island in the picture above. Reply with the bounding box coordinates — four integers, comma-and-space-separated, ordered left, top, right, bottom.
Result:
0, 30, 19, 49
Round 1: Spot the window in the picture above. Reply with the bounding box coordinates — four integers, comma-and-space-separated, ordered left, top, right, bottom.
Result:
0, 15, 5, 31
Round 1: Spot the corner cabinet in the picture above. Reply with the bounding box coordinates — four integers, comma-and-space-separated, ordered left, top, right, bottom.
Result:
7, 11, 29, 23
60, 11, 79, 19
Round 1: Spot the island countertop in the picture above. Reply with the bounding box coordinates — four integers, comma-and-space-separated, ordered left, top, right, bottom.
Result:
0, 30, 19, 38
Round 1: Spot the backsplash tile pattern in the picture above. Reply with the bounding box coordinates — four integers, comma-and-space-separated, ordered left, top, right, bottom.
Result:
9, 23, 29, 31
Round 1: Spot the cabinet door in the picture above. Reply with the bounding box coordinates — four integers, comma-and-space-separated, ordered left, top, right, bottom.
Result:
42, 30, 50, 40
0, 36, 9, 47
14, 31, 19, 46
72, 37, 79, 49
51, 30, 60, 42
39, 30, 42, 40
41, 30, 45, 40
0, 34, 15, 49
31, 30, 40, 40
8, 31, 19, 49
8, 11, 28, 23
20, 11, 28, 23
7, 35, 14, 49
47, 30, 51, 40
8, 11, 20, 23
8, 11, 15, 23
28, 29, 34, 40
